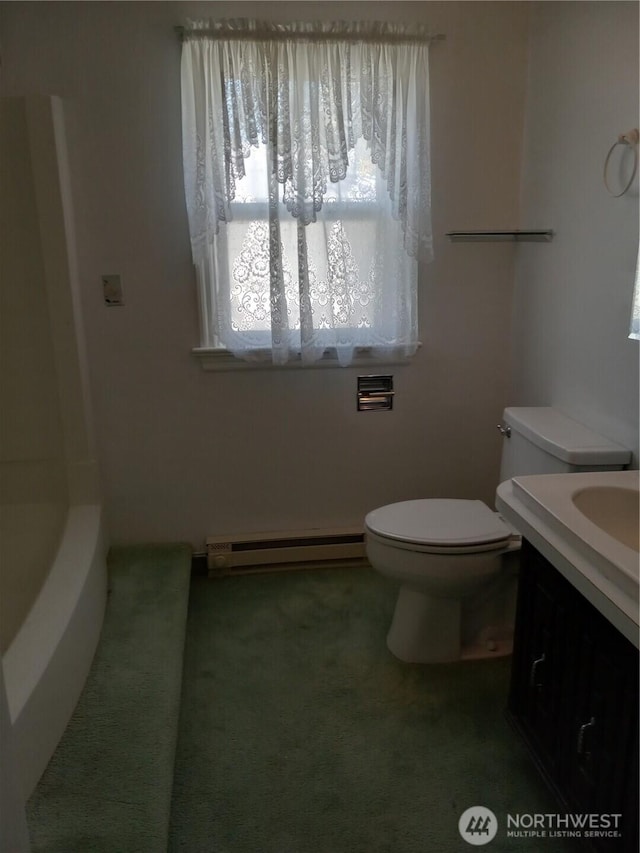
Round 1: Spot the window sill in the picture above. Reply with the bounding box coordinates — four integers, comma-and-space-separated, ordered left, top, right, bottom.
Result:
191, 345, 420, 371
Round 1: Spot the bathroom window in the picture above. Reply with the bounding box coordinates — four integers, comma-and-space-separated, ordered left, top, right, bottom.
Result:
630, 248, 640, 340
180, 19, 434, 367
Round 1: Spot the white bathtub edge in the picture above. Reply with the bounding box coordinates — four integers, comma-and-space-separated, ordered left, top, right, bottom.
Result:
2, 504, 108, 798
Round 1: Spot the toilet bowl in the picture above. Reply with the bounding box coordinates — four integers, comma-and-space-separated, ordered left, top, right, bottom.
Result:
365, 498, 519, 663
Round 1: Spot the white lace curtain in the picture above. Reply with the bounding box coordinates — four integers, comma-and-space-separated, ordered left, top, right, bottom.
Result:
181, 19, 433, 365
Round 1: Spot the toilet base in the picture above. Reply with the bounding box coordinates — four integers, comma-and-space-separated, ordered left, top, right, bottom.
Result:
386, 584, 514, 664
387, 586, 460, 663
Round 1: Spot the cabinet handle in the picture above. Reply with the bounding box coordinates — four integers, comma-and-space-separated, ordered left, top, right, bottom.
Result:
529, 653, 545, 688
577, 716, 596, 756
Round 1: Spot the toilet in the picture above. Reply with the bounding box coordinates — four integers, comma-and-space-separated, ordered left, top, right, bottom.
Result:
365, 407, 630, 663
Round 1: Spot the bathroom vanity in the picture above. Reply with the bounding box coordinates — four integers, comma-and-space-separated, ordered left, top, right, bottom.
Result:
496, 471, 639, 853
508, 539, 638, 853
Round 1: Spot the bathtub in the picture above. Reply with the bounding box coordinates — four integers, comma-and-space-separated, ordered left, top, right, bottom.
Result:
2, 503, 108, 798
0, 95, 108, 813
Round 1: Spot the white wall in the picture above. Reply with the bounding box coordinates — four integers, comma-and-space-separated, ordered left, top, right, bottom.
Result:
0, 98, 67, 504
511, 2, 639, 464
0, 1, 530, 547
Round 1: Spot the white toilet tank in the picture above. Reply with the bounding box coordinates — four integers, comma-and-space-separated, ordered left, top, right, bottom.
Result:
499, 407, 630, 481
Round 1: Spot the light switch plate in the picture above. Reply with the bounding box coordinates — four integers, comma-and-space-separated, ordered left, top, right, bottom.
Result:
102, 274, 124, 306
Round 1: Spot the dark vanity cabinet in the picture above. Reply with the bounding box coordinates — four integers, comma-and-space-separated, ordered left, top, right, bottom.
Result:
508, 539, 639, 853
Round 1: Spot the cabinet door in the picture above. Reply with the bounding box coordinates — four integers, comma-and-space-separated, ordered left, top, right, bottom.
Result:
561, 597, 639, 852
508, 540, 573, 779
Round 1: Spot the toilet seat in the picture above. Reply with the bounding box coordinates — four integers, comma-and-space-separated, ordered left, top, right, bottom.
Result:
365, 499, 512, 555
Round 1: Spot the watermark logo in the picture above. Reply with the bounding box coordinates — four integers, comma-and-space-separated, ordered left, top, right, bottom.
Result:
458, 806, 498, 846
506, 812, 622, 839
457, 809, 623, 844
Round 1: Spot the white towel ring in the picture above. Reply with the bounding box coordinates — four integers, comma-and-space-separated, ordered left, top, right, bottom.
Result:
604, 128, 639, 197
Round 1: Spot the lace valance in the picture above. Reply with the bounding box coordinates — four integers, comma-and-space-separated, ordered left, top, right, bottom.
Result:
181, 18, 433, 263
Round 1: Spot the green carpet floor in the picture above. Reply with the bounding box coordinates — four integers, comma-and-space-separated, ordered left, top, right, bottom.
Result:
26, 553, 581, 852
27, 545, 192, 853
169, 567, 579, 853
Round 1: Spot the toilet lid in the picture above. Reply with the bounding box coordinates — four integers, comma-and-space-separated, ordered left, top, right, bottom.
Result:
365, 499, 512, 548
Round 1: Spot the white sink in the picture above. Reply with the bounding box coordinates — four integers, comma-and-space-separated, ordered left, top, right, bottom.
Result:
572, 485, 639, 552
496, 469, 639, 647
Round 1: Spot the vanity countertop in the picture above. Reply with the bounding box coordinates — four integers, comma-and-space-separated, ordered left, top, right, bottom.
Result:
496, 469, 639, 648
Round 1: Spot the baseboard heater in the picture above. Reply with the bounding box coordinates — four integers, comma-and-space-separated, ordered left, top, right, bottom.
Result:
206, 527, 367, 577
